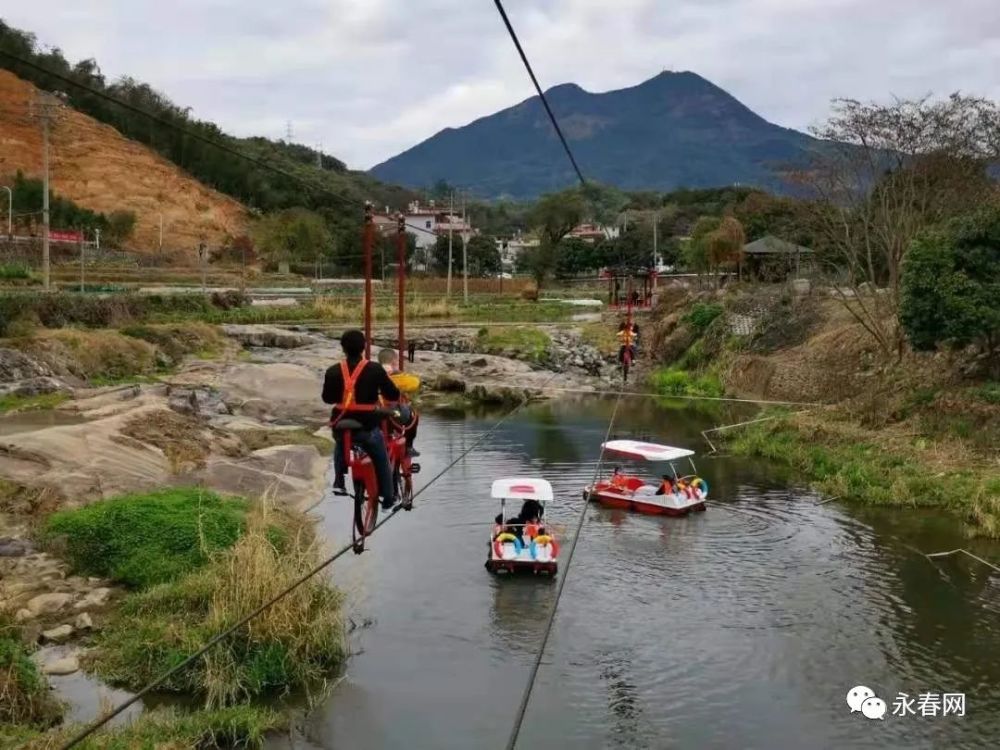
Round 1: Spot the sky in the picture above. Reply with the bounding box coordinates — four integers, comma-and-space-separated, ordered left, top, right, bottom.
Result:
4, 0, 999, 170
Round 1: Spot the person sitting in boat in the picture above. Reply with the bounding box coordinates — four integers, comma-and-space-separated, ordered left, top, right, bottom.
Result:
656, 474, 674, 496
377, 347, 420, 458
514, 499, 543, 541
610, 466, 629, 491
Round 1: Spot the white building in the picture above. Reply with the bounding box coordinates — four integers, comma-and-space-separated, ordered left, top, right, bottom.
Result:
495, 233, 540, 273
375, 201, 475, 251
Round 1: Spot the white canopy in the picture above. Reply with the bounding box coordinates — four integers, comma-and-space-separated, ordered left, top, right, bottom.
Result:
491, 477, 554, 501
602, 440, 695, 462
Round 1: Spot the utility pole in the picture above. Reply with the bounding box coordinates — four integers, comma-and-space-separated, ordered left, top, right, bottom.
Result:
95, 228, 100, 252
447, 192, 454, 300
79, 232, 85, 292
33, 91, 62, 291
652, 208, 658, 291
198, 241, 207, 294
461, 190, 469, 304
158, 214, 163, 257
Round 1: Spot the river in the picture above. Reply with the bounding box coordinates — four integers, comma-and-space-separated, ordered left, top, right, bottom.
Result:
278, 394, 1000, 750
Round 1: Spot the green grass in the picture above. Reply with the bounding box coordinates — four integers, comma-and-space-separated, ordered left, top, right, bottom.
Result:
0, 616, 62, 730
89, 506, 345, 707
650, 367, 724, 398
43, 488, 248, 589
475, 326, 551, 360
727, 413, 1000, 536
971, 381, 1000, 405
0, 392, 71, 414
119, 322, 224, 365
9, 705, 284, 750
682, 302, 724, 332
0, 263, 31, 280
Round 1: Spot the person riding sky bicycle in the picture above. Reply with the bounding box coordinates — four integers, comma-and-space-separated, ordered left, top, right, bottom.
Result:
377, 347, 420, 458
616, 318, 640, 364
323, 329, 399, 509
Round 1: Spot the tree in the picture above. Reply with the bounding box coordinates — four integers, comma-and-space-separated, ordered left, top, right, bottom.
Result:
528, 189, 586, 289
705, 216, 746, 285
900, 210, 1000, 375
466, 234, 501, 276
555, 237, 602, 277
682, 216, 720, 278
252, 208, 331, 274
104, 210, 137, 248
431, 234, 463, 275
793, 94, 1000, 358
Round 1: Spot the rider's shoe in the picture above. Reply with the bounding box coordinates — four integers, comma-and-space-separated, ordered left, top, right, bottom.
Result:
407, 448, 421, 457
380, 495, 396, 510
332, 478, 347, 496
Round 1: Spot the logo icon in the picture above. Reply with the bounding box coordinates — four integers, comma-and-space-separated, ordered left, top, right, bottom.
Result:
847, 686, 875, 713
861, 696, 887, 720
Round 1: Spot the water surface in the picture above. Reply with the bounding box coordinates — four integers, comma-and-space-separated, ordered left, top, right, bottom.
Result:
294, 396, 1000, 749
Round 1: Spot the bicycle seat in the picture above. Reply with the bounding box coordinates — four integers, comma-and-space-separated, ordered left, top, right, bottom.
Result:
333, 418, 364, 431
373, 407, 399, 420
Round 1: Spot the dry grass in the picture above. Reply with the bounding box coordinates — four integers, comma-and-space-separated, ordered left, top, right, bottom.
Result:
234, 428, 332, 455
11, 329, 159, 381
120, 410, 243, 473
88, 497, 346, 706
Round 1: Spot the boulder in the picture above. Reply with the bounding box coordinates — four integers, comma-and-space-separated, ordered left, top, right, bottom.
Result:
167, 386, 231, 417
430, 374, 467, 393
41, 655, 79, 675
0, 376, 70, 398
222, 325, 315, 349
0, 537, 33, 557
15, 608, 34, 623
26, 592, 74, 616
74, 612, 94, 631
80, 588, 112, 609
0, 348, 52, 383
40, 624, 74, 644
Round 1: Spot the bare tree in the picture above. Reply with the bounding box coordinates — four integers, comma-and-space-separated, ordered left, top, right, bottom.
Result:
793, 94, 1000, 358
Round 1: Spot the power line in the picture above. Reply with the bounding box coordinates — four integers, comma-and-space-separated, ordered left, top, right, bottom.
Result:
59, 374, 557, 750
504, 389, 624, 750
0, 50, 440, 240
492, 0, 587, 188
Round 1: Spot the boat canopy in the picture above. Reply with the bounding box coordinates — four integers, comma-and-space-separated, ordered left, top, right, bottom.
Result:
602, 440, 695, 462
491, 477, 554, 502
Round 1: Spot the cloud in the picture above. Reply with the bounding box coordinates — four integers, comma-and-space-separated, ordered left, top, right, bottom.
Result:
3, 0, 999, 170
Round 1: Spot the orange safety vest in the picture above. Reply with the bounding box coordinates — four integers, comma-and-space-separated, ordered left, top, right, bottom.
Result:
334, 359, 376, 413
659, 480, 673, 494
524, 521, 540, 540
617, 327, 636, 347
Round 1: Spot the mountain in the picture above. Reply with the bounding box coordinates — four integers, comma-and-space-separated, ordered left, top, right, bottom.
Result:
369, 71, 817, 199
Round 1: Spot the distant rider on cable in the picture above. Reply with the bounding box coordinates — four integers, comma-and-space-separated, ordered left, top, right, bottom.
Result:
616, 318, 640, 364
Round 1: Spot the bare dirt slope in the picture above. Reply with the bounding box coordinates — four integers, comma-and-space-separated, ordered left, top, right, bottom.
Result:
0, 69, 248, 256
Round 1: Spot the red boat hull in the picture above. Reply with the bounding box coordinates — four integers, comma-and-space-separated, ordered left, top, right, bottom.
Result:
485, 558, 557, 576
584, 482, 706, 517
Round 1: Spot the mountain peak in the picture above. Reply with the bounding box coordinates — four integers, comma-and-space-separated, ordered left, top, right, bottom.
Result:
370, 71, 813, 198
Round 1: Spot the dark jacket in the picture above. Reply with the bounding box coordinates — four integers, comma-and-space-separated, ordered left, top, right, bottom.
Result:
322, 357, 400, 430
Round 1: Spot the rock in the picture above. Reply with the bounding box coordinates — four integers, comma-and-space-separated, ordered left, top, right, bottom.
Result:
42, 655, 79, 675
430, 374, 467, 393
0, 348, 52, 382
0, 376, 70, 398
167, 386, 230, 417
26, 592, 74, 616
74, 613, 94, 631
469, 358, 489, 367
222, 325, 314, 348
83, 588, 112, 608
15, 608, 34, 623
40, 624, 74, 644
0, 537, 33, 557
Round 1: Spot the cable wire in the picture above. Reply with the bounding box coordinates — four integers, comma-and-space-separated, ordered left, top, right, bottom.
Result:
492, 0, 587, 188
59, 377, 555, 750
0, 49, 441, 240
504, 389, 624, 750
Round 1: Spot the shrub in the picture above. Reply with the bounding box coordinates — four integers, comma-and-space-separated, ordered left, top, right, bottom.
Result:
0, 263, 31, 280
13, 329, 160, 381
682, 302, 724, 332
44, 488, 247, 588
120, 322, 224, 364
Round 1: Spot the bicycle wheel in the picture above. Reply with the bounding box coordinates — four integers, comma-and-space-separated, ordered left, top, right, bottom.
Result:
352, 477, 379, 547
396, 465, 414, 511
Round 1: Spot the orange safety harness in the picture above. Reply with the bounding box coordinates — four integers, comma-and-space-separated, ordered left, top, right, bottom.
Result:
617, 326, 636, 347
330, 359, 378, 429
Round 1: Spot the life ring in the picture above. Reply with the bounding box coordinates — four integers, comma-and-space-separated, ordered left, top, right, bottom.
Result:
530, 536, 559, 560
493, 533, 522, 560
690, 477, 709, 498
